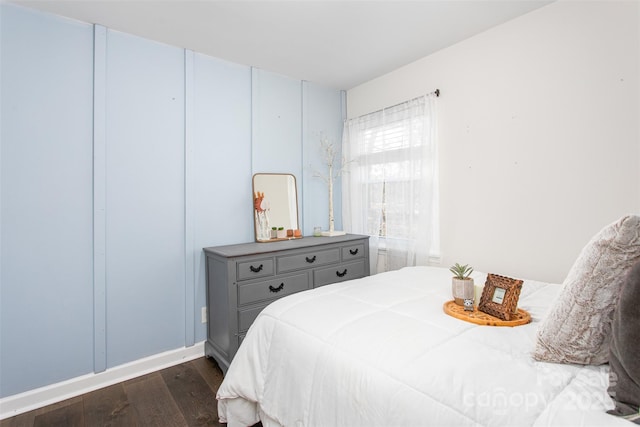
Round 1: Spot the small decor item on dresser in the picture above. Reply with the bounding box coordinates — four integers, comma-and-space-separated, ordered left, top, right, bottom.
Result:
276, 227, 286, 239
254, 191, 270, 241
449, 263, 475, 306
478, 273, 523, 321
313, 135, 350, 237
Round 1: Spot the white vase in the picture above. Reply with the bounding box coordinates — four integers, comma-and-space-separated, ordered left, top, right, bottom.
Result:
452, 278, 475, 306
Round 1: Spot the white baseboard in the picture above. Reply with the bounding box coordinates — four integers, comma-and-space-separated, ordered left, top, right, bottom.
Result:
0, 341, 205, 420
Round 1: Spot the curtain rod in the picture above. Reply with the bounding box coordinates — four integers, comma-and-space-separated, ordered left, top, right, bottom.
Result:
381, 89, 440, 111
353, 89, 440, 120
399, 89, 440, 105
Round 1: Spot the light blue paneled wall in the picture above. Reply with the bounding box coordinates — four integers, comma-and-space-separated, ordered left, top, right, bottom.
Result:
191, 52, 252, 342
0, 6, 95, 396
251, 69, 303, 178
0, 2, 343, 398
252, 70, 345, 233
103, 29, 187, 368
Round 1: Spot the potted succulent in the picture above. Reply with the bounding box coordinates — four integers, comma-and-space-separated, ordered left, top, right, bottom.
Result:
449, 263, 475, 306
270, 227, 278, 239
276, 227, 286, 239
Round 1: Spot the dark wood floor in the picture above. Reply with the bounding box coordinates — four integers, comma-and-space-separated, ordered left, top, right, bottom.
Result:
0, 357, 226, 427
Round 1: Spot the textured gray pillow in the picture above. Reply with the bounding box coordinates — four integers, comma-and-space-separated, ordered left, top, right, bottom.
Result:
533, 215, 640, 365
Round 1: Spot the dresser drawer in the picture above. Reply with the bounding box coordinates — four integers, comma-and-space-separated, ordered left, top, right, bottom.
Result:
278, 248, 340, 273
313, 260, 366, 287
341, 243, 365, 261
237, 273, 309, 306
237, 258, 274, 281
238, 305, 265, 333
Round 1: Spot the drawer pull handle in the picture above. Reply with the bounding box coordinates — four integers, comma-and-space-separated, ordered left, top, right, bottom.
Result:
336, 269, 347, 278
269, 283, 284, 293
305, 255, 317, 263
349, 248, 359, 255
249, 264, 263, 273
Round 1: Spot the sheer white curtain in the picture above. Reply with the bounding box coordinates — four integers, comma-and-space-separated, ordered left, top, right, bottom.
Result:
342, 94, 438, 274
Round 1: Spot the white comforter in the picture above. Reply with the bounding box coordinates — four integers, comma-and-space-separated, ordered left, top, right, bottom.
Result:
217, 266, 627, 427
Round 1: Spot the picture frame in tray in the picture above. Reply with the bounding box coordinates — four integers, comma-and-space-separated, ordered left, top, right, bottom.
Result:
478, 273, 523, 321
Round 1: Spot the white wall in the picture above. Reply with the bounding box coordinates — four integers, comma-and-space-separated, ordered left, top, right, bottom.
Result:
347, 1, 640, 283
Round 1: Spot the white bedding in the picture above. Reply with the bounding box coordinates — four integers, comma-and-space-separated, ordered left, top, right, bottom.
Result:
217, 266, 628, 426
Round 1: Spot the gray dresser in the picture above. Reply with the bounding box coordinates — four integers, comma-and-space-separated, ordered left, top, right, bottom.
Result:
203, 234, 370, 372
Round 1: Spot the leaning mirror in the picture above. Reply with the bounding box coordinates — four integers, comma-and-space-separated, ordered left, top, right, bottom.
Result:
253, 173, 301, 242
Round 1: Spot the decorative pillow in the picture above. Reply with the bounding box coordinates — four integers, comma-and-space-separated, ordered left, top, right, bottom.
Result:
532, 215, 640, 365
607, 260, 640, 422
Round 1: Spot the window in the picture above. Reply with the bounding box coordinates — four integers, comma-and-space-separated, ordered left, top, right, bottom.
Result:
342, 94, 439, 273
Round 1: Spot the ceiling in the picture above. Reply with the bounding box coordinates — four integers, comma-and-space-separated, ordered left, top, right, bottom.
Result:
12, 0, 553, 90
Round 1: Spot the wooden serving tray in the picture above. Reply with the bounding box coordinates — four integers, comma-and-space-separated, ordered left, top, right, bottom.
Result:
443, 300, 531, 326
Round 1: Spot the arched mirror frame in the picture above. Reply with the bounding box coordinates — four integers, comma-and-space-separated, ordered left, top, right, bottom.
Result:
253, 173, 302, 242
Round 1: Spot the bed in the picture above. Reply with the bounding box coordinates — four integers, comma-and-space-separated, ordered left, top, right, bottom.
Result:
215, 265, 630, 427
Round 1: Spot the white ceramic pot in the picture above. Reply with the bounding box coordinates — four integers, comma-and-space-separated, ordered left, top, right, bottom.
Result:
452, 277, 475, 306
